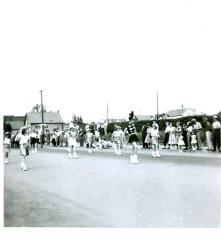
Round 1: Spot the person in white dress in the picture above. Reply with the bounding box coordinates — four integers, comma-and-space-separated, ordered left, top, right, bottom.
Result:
112, 126, 125, 155
18, 127, 30, 171
150, 124, 160, 158
191, 132, 197, 151
65, 126, 79, 158
85, 129, 94, 153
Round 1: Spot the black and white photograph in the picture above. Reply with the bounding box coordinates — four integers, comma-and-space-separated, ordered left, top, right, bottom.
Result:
1, 0, 221, 239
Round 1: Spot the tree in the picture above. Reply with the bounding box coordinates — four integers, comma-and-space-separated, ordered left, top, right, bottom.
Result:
32, 104, 47, 112
72, 114, 84, 124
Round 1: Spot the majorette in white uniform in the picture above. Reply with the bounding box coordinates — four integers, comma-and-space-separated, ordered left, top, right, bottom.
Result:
65, 125, 79, 158
112, 126, 125, 155
18, 127, 30, 171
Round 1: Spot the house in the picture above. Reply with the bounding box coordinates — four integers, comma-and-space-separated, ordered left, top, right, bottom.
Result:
166, 108, 197, 118
24, 111, 65, 132
3, 115, 26, 135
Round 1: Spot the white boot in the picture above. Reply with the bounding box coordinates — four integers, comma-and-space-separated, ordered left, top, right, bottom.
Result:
156, 151, 160, 158
73, 152, 78, 158
88, 149, 92, 153
152, 151, 156, 157
4, 158, 9, 164
131, 154, 139, 164
20, 162, 24, 169
133, 154, 139, 163
35, 148, 38, 153
23, 163, 27, 171
118, 150, 122, 155
68, 153, 72, 159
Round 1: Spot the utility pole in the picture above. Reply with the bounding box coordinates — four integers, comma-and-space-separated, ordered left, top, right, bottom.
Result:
156, 91, 159, 120
40, 90, 44, 148
106, 103, 109, 123
40, 90, 44, 124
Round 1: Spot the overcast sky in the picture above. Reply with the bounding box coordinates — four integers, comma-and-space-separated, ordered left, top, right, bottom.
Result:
1, 0, 221, 123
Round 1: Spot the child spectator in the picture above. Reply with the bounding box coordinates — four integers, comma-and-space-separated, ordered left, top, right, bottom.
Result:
191, 131, 197, 151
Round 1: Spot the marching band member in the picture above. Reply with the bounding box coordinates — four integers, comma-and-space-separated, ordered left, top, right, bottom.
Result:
127, 120, 139, 163
18, 127, 31, 171
150, 124, 160, 158
112, 126, 125, 155
65, 125, 79, 158
85, 129, 94, 153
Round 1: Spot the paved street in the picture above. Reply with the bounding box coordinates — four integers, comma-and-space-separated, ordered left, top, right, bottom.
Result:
4, 147, 221, 227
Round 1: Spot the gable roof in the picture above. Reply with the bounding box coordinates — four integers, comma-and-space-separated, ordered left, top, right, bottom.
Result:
167, 108, 196, 117
25, 112, 64, 124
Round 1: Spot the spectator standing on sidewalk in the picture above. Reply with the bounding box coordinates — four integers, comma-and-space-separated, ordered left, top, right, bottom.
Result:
212, 115, 221, 152
186, 121, 193, 150
203, 117, 213, 151
191, 118, 202, 150
163, 122, 170, 149
141, 124, 148, 149
182, 123, 188, 150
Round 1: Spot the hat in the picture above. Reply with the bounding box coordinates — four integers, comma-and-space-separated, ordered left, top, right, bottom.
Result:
191, 118, 196, 122
4, 132, 10, 136
213, 115, 218, 119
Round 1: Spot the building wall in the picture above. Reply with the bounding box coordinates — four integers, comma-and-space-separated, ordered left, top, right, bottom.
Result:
31, 123, 64, 132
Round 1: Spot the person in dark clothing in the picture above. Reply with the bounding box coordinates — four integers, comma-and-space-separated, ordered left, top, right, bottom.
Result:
163, 122, 170, 149
141, 124, 148, 149
182, 123, 188, 150
212, 115, 221, 152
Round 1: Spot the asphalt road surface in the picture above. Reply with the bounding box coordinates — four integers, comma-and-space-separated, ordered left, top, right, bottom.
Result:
4, 147, 221, 227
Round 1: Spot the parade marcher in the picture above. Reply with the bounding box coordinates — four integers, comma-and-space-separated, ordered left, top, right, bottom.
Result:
85, 129, 94, 153
163, 122, 170, 149
127, 120, 139, 163
150, 124, 160, 158
30, 129, 38, 153
191, 118, 202, 150
66, 125, 79, 158
4, 132, 11, 164
112, 126, 125, 155
203, 117, 213, 151
18, 127, 30, 171
212, 115, 221, 152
